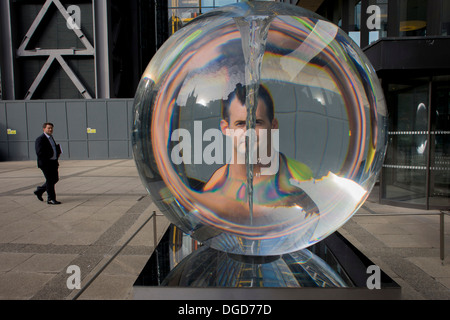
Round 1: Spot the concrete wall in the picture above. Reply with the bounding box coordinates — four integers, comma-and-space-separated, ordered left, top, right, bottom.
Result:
0, 99, 134, 161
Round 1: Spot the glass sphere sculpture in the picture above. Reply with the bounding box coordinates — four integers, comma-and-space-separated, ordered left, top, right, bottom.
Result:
132, 1, 387, 256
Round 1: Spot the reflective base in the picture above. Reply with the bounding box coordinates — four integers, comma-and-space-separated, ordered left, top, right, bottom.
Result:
133, 225, 401, 299
161, 246, 348, 288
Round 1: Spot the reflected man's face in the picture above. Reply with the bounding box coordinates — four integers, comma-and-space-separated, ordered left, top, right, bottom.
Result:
220, 97, 278, 160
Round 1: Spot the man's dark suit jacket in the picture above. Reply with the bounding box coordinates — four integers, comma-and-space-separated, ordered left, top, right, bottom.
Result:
35, 133, 61, 168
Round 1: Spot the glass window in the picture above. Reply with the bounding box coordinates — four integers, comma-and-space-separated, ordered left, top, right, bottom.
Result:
382, 80, 429, 206
429, 76, 450, 207
349, 1, 361, 46
168, 0, 240, 35
442, 0, 450, 35
398, 0, 427, 37
170, 0, 199, 8
367, 0, 388, 45
382, 76, 450, 209
216, 0, 240, 5
202, 0, 214, 6
168, 8, 200, 35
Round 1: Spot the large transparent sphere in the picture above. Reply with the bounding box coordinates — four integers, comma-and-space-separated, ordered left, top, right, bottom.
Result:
132, 1, 387, 256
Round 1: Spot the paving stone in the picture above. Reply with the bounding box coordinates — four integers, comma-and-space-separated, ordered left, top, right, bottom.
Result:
13, 253, 78, 273
76, 274, 136, 300
0, 272, 54, 299
0, 253, 34, 272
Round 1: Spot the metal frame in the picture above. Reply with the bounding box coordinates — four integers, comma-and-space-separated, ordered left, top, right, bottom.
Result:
15, 0, 95, 99
426, 79, 433, 209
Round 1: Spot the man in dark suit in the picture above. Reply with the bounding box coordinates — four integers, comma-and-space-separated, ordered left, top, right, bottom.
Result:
34, 122, 62, 205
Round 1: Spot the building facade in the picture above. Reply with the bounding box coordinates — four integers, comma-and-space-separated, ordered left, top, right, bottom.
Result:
1, 0, 449, 209
310, 0, 450, 209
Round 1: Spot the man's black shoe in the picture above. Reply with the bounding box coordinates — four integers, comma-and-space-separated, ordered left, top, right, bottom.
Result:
34, 190, 44, 201
47, 200, 61, 205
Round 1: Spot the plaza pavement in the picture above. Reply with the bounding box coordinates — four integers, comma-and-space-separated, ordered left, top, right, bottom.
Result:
0, 159, 448, 300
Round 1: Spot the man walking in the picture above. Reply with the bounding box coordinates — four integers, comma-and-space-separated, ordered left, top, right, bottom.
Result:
34, 122, 62, 205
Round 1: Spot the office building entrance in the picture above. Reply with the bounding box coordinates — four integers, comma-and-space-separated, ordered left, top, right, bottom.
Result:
381, 75, 450, 209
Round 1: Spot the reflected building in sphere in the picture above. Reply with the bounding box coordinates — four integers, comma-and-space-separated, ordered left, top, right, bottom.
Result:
162, 246, 348, 288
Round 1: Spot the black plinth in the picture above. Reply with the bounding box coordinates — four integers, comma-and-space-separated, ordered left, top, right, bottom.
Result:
133, 225, 401, 300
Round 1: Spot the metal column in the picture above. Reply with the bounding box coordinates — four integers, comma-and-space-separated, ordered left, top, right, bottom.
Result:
0, 0, 16, 100
93, 0, 113, 99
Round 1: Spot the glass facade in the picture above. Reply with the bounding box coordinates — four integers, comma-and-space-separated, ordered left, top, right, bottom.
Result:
382, 77, 450, 208
442, 0, 450, 36
429, 77, 450, 207
368, 0, 388, 45
315, 0, 450, 209
383, 80, 429, 206
319, 0, 450, 47
168, 0, 241, 35
348, 1, 362, 46
398, 0, 427, 37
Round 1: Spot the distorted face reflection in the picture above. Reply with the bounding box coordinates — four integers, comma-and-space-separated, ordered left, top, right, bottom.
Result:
220, 96, 278, 164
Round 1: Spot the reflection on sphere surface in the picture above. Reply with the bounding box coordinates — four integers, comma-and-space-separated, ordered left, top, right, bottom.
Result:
162, 246, 348, 288
132, 1, 387, 256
